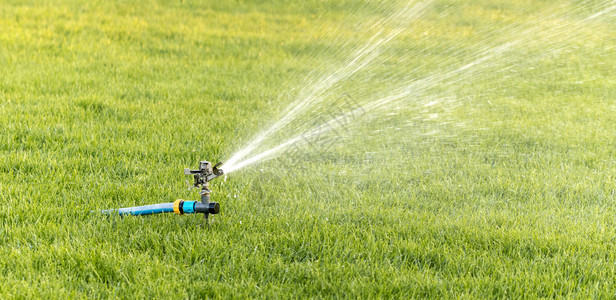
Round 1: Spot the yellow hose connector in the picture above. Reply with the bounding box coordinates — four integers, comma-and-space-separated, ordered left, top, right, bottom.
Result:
173, 199, 183, 215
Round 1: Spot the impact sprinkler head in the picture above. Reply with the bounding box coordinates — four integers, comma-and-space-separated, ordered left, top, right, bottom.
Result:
183, 161, 224, 220
184, 161, 224, 186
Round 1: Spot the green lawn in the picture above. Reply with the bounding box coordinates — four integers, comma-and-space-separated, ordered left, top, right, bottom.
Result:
1, 0, 615, 298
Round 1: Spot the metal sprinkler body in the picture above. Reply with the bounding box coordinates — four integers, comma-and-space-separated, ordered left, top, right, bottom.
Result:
182, 161, 224, 220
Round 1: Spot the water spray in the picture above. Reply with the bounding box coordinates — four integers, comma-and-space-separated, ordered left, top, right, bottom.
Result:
100, 160, 224, 222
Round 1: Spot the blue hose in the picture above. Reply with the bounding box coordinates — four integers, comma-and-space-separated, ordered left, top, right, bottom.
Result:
101, 203, 175, 216
100, 200, 217, 216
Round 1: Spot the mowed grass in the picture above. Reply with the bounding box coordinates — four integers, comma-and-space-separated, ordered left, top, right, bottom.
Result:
1, 0, 616, 298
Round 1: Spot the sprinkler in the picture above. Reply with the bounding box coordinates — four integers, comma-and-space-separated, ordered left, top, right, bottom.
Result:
100, 160, 224, 221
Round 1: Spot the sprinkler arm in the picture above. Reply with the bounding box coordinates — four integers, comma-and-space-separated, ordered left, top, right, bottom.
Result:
184, 161, 224, 185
